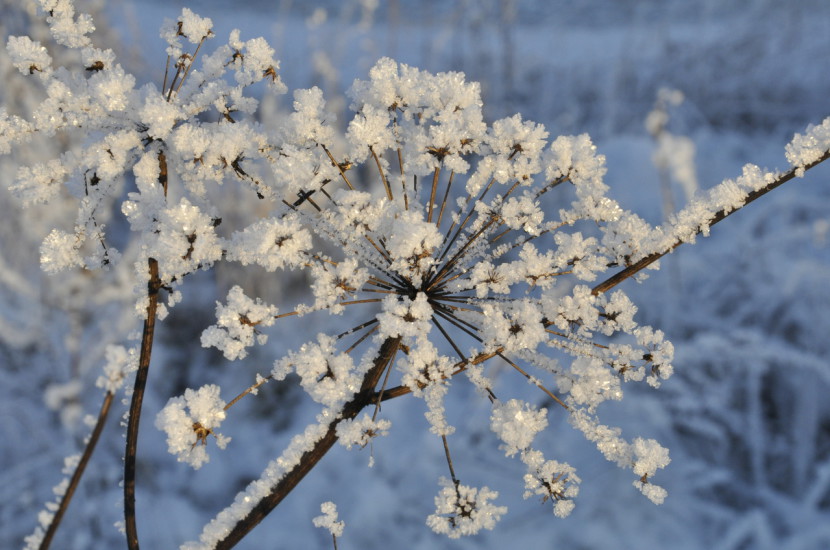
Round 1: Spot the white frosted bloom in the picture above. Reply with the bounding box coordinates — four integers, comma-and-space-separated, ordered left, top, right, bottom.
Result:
139, 91, 182, 140
312, 501, 344, 538
41, 0, 95, 48
490, 399, 548, 456
566, 357, 623, 409
377, 293, 433, 341
12, 159, 68, 205
201, 286, 279, 360
634, 479, 669, 505
281, 87, 336, 147
150, 198, 224, 282
226, 216, 312, 272
426, 479, 507, 539
89, 65, 135, 112
273, 334, 361, 408
40, 229, 82, 274
6, 35, 52, 77
631, 437, 671, 479
382, 211, 443, 286
304, 257, 370, 315
155, 385, 230, 470
480, 300, 546, 353
520, 450, 580, 517
178, 8, 214, 43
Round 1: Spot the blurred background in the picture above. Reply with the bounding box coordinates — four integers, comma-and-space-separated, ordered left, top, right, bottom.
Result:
2, 0, 829, 548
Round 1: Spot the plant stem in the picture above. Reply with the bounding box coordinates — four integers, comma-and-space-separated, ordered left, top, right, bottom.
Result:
38, 391, 114, 550
214, 336, 401, 549
592, 150, 830, 296
124, 257, 161, 550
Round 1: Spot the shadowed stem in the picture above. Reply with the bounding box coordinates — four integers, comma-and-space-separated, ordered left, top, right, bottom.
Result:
124, 148, 169, 549
124, 257, 162, 550
592, 150, 830, 295
214, 336, 401, 549
38, 391, 114, 550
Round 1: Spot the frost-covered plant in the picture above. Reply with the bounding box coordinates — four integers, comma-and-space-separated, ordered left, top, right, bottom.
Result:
312, 501, 344, 549
2, 2, 830, 549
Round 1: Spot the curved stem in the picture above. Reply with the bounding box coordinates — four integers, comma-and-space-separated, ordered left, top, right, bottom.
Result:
38, 391, 114, 550
124, 257, 161, 550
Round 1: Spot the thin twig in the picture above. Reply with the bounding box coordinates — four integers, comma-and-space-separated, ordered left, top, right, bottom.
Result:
322, 145, 355, 190
369, 145, 393, 200
436, 170, 455, 228
428, 165, 441, 224
39, 391, 114, 550
442, 435, 459, 485
224, 375, 274, 411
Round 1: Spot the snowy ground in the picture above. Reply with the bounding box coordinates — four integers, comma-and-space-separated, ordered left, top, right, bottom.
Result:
2, 0, 830, 548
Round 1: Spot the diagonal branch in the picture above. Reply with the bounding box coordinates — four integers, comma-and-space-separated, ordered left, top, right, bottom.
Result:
38, 391, 114, 550
592, 150, 830, 296
214, 336, 401, 549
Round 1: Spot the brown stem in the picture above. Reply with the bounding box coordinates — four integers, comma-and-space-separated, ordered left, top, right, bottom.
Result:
369, 145, 393, 201
38, 391, 114, 550
214, 336, 401, 549
427, 165, 441, 224
592, 150, 830, 296
124, 257, 162, 550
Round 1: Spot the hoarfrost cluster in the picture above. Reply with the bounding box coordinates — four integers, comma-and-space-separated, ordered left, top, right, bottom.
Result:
155, 384, 230, 469
3, 1, 830, 548
312, 501, 345, 538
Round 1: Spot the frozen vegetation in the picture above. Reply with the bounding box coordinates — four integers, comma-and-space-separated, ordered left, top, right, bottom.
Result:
1, 1, 829, 549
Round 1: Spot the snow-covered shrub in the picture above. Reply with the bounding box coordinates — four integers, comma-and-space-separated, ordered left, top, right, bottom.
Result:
2, 2, 829, 549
